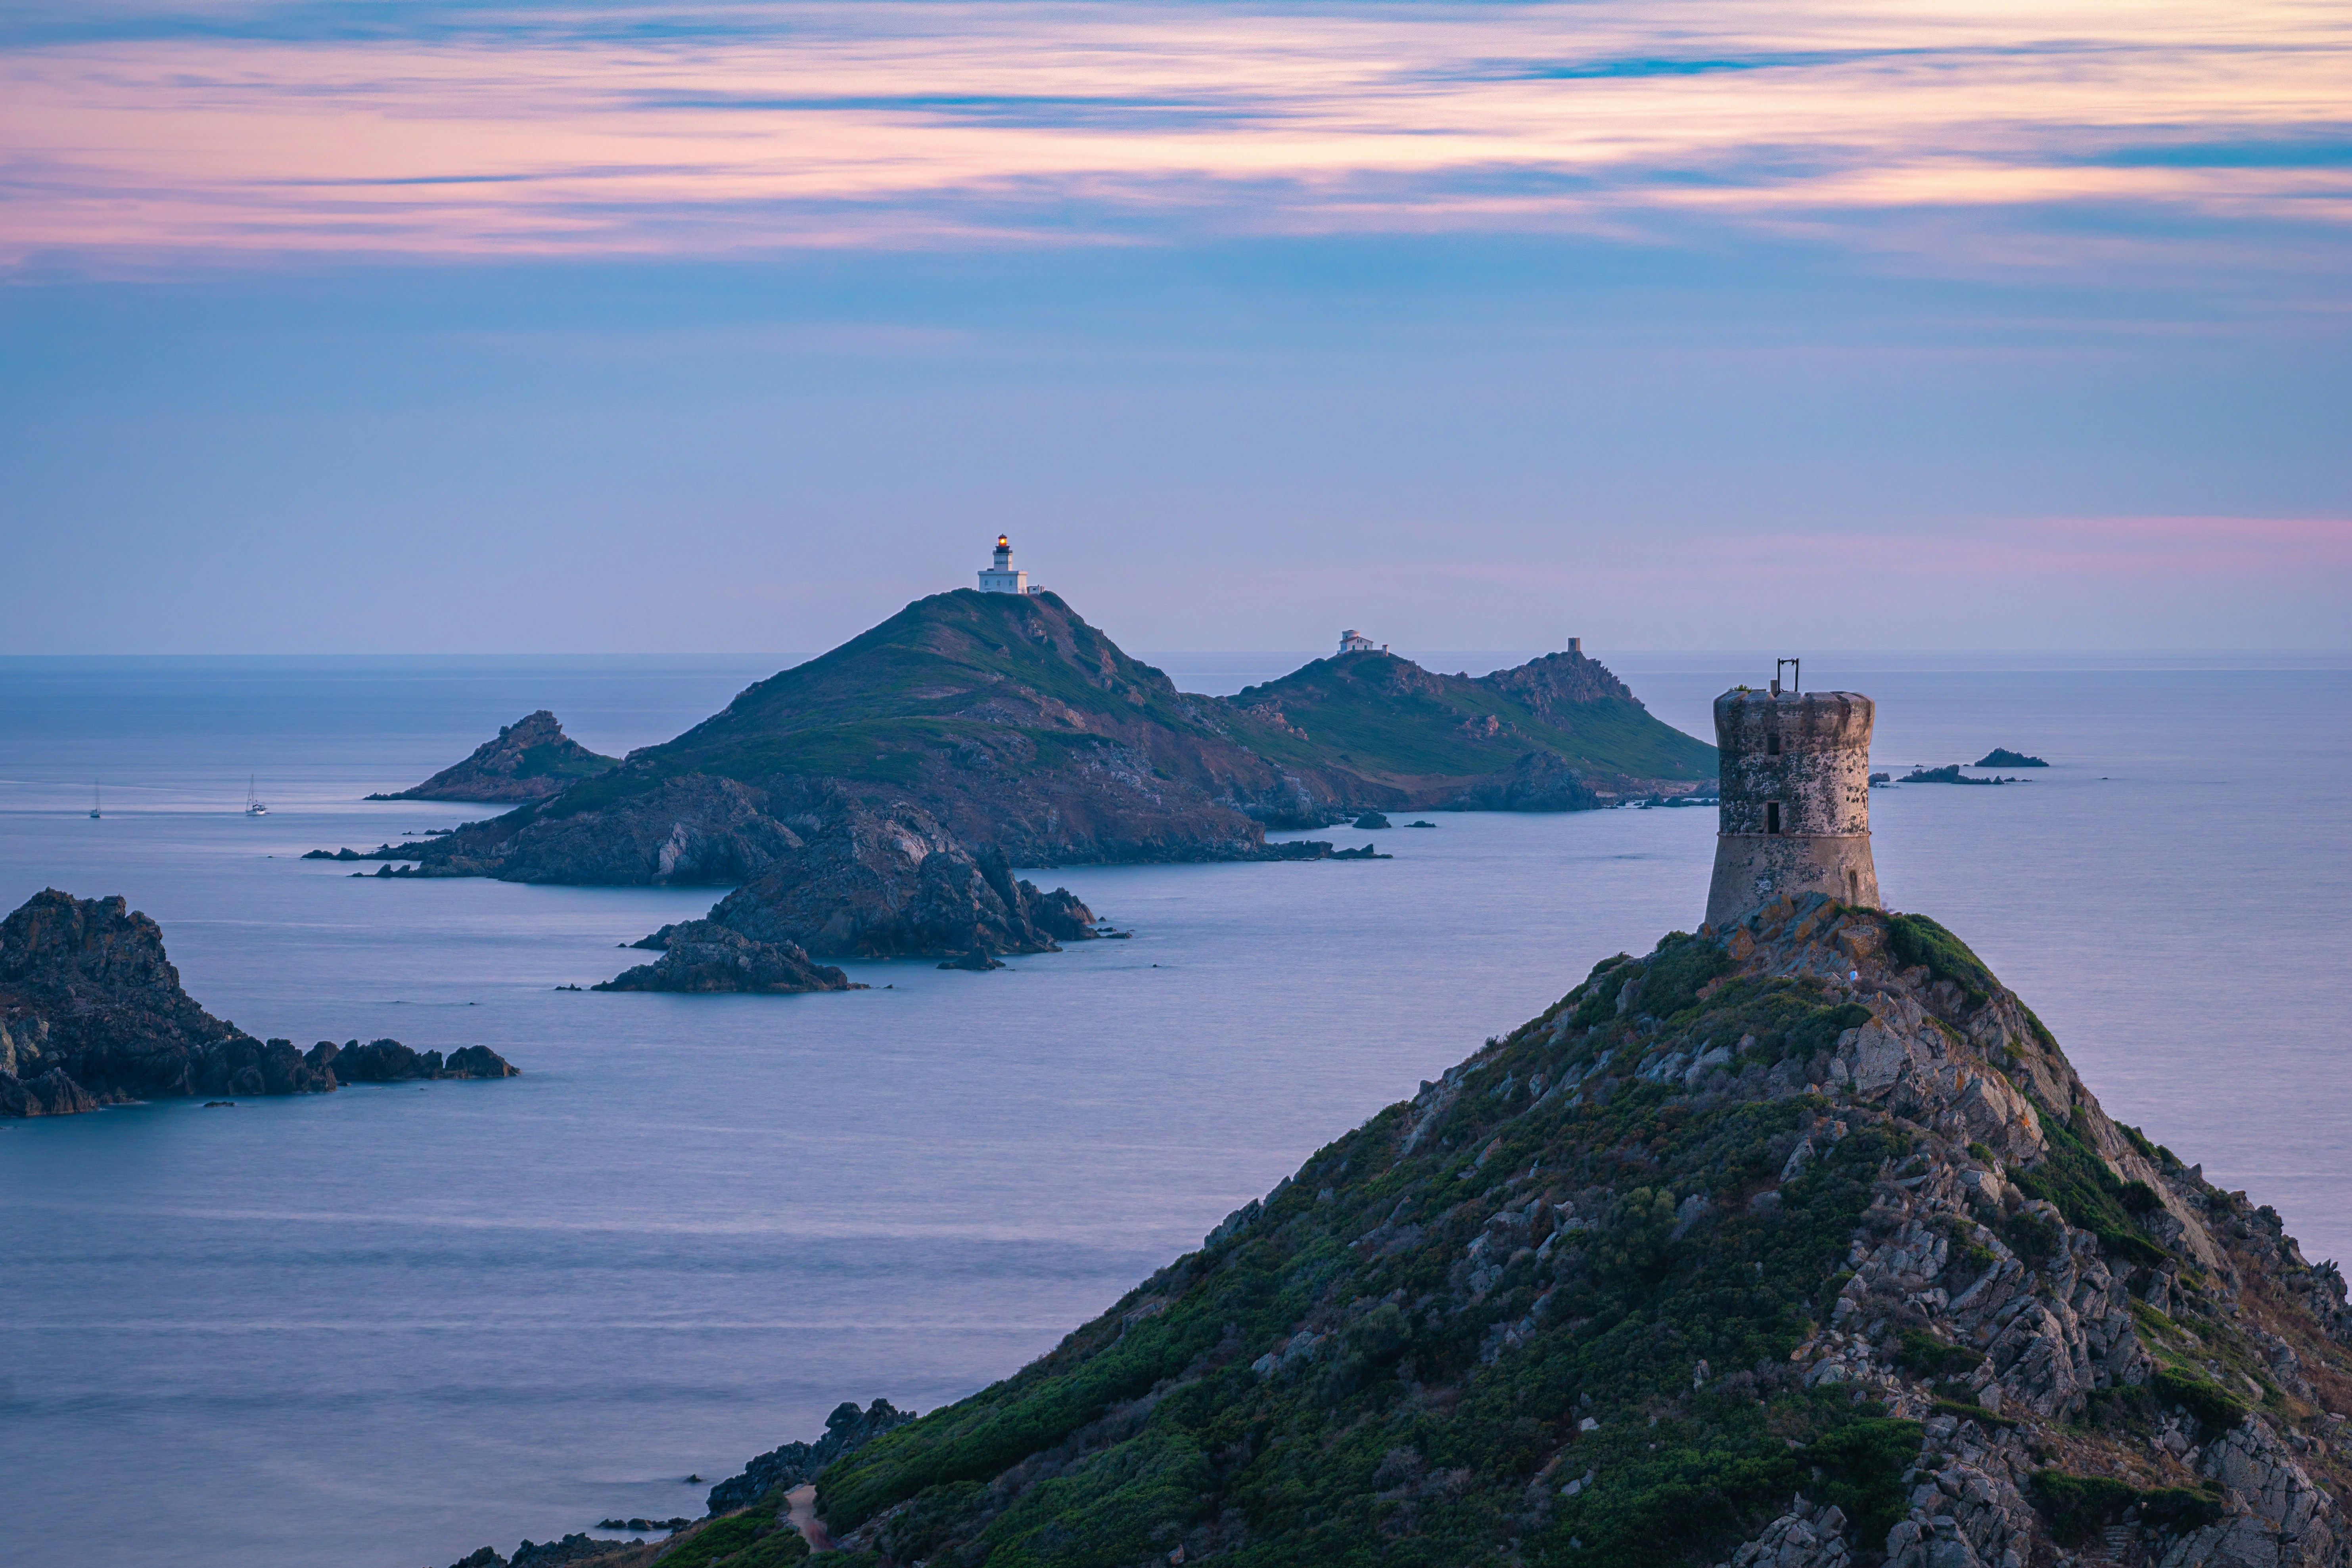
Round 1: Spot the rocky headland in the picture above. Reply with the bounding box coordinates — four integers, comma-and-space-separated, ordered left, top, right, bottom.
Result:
497, 893, 2352, 1568
0, 888, 516, 1118
369, 710, 619, 803
307, 591, 1712, 891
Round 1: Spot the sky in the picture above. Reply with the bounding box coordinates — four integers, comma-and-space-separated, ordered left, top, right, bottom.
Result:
2, 0, 2348, 655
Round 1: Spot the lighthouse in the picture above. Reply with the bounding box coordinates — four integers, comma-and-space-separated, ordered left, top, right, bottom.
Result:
1704, 668, 1881, 927
978, 535, 1038, 595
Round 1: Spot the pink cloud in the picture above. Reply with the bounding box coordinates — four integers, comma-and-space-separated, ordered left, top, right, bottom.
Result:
0, 0, 2347, 263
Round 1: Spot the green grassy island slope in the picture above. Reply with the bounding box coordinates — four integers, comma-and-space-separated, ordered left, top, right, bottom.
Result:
323, 592, 1714, 885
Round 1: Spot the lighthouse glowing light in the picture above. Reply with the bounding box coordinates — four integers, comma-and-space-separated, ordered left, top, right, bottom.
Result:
978, 534, 1044, 596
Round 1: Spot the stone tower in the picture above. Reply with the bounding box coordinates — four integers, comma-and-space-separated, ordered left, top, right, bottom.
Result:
1704, 683, 1880, 928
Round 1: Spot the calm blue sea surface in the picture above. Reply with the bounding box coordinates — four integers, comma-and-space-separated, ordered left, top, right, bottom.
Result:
0, 652, 2346, 1567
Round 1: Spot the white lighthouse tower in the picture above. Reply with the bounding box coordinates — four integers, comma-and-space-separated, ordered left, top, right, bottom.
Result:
978, 534, 1038, 595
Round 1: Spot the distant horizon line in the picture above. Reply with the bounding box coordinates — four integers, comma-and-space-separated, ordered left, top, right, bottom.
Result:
3, 649, 2347, 664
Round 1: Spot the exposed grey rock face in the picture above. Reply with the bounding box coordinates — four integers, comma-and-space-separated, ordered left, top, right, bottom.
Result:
368, 710, 618, 803
0, 889, 519, 1116
686, 793, 1099, 962
385, 774, 810, 887
706, 1398, 916, 1515
2158, 1422, 2344, 1568
326, 1038, 521, 1082
1443, 750, 1601, 812
594, 922, 861, 995
1720, 1496, 1854, 1568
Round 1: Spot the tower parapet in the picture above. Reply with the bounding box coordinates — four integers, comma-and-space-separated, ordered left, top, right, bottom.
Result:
1704, 684, 1880, 927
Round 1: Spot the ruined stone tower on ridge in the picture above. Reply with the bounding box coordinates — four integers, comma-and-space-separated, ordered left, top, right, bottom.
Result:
1705, 671, 1880, 928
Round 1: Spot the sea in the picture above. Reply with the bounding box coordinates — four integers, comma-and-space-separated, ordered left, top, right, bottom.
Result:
0, 651, 2345, 1568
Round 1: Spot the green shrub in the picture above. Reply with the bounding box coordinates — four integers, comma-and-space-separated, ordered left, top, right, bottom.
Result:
1884, 914, 1997, 1008
1639, 936, 1731, 1020
2010, 1119, 2169, 1269
2152, 1369, 2248, 1436
659, 1508, 796, 1568
1896, 1329, 1983, 1380
2031, 1471, 2221, 1547
2030, 1472, 2143, 1547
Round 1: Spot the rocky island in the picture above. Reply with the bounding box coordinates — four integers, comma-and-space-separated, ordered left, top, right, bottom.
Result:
308, 591, 1712, 889
1902, 765, 2028, 786
585, 789, 1114, 988
369, 709, 619, 803
0, 888, 517, 1117
1975, 749, 2049, 769
432, 894, 2352, 1568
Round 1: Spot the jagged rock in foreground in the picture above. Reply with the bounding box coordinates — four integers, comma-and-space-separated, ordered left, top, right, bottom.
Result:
368, 710, 618, 803
0, 889, 516, 1117
749, 895, 2352, 1568
594, 922, 863, 995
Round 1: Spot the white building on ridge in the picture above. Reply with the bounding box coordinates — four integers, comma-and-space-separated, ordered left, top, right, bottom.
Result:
1338, 629, 1384, 654
978, 534, 1044, 595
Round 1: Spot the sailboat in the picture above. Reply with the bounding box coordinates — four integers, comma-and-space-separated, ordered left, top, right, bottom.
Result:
245, 777, 268, 817
90, 781, 102, 819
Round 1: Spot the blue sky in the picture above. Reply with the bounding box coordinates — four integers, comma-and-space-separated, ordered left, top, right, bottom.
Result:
2, 0, 2346, 654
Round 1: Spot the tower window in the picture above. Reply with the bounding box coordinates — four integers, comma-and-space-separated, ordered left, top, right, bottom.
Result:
1767, 733, 1782, 756
1767, 801, 1781, 835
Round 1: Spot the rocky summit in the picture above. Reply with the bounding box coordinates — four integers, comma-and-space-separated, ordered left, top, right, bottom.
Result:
619, 894, 2348, 1568
0, 889, 517, 1117
310, 590, 1712, 886
368, 709, 619, 803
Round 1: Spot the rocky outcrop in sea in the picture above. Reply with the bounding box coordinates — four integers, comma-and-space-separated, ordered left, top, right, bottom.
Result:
0, 889, 516, 1117
368, 710, 618, 803
621, 791, 1105, 967
594, 922, 862, 995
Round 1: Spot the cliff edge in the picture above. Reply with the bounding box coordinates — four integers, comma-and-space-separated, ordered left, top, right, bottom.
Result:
767, 895, 2352, 1568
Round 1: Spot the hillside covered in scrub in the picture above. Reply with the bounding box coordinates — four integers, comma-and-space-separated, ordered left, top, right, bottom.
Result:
611, 894, 2352, 1568
318, 590, 1711, 885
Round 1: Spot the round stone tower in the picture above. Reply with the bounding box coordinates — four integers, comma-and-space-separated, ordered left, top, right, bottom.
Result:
1705, 686, 1880, 928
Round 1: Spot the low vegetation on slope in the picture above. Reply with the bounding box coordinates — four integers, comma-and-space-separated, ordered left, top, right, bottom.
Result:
331, 592, 1717, 881
783, 899, 2352, 1568
1227, 648, 1716, 792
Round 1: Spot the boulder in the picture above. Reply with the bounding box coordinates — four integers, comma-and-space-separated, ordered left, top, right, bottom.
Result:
443, 1045, 522, 1078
